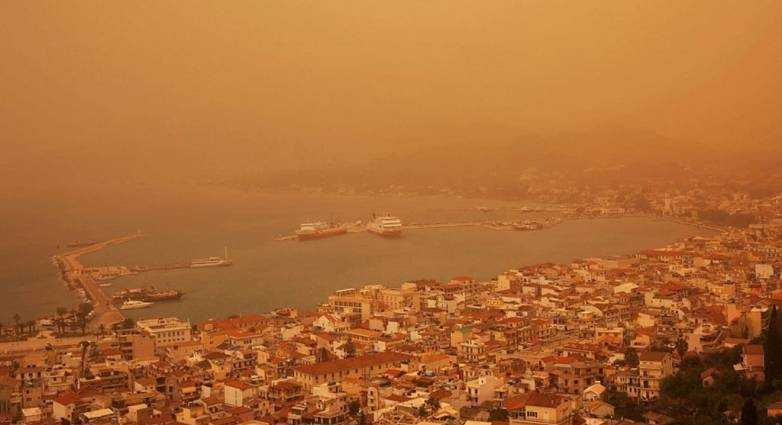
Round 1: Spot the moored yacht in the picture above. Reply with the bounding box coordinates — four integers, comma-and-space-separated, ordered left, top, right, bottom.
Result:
119, 300, 153, 310
190, 247, 233, 267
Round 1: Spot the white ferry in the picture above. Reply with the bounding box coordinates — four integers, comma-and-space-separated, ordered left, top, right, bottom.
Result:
119, 300, 153, 310
367, 214, 403, 237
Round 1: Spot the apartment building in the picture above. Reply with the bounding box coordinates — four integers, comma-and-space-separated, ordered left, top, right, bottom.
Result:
137, 317, 192, 348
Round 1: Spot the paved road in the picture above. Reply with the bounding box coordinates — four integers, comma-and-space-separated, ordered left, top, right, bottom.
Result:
55, 234, 143, 330
0, 335, 97, 354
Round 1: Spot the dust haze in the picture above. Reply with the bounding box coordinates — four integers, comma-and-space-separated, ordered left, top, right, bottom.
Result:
2, 1, 781, 193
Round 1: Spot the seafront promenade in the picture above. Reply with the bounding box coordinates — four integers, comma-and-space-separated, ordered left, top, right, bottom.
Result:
0, 334, 96, 354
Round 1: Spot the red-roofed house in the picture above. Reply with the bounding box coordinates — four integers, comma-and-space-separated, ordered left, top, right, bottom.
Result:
293, 352, 408, 389
504, 391, 574, 424
224, 380, 255, 407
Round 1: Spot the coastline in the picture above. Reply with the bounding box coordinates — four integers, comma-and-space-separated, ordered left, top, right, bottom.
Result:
0, 184, 722, 324
62, 217, 717, 323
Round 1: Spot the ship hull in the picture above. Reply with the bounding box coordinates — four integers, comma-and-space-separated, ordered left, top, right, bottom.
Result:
297, 228, 348, 241
367, 228, 403, 237
144, 291, 183, 302
120, 302, 152, 310
190, 261, 233, 268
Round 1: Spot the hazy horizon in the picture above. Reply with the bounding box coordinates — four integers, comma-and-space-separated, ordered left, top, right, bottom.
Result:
2, 1, 782, 190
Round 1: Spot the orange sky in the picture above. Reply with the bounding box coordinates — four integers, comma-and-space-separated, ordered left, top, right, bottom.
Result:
1, 1, 781, 183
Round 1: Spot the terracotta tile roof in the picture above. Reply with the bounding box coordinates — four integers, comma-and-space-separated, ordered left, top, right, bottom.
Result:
224, 379, 253, 391
53, 390, 79, 406
503, 391, 566, 410
639, 351, 668, 362
295, 352, 409, 376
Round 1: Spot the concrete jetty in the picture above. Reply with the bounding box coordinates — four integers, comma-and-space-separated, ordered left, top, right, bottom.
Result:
274, 219, 562, 241
53, 233, 143, 330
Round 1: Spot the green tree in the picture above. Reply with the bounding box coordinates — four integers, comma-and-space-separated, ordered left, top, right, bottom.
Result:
675, 337, 689, 359
56, 307, 68, 335
344, 338, 357, 358
625, 347, 640, 368
76, 313, 88, 335
119, 318, 135, 329
348, 400, 360, 416
632, 196, 652, 212
741, 398, 758, 425
604, 391, 643, 421
426, 396, 440, 412
12, 313, 21, 336
78, 303, 93, 316
765, 306, 782, 385
418, 404, 428, 418
348, 401, 368, 425
488, 408, 509, 421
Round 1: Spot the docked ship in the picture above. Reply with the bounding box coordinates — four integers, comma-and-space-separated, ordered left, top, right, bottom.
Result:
513, 221, 543, 231
191, 247, 233, 268
113, 287, 183, 304
295, 222, 348, 241
119, 300, 153, 310
367, 214, 403, 237
144, 288, 183, 302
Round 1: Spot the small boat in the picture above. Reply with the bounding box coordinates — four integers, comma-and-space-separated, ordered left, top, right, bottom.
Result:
119, 300, 153, 310
190, 247, 233, 267
98, 283, 112, 287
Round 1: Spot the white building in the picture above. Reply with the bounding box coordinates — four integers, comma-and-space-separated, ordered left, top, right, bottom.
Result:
137, 317, 191, 348
224, 379, 255, 407
466, 375, 502, 407
756, 264, 775, 280
22, 408, 43, 424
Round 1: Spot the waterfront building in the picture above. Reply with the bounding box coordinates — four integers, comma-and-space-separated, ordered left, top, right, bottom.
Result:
136, 317, 192, 348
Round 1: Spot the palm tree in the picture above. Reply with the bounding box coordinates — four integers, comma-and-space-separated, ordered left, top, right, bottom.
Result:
674, 337, 688, 358
426, 396, 440, 411
76, 313, 88, 335
12, 313, 21, 336
53, 317, 62, 336
56, 307, 68, 335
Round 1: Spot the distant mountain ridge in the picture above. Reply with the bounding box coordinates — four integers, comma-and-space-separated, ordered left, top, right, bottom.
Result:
254, 128, 754, 191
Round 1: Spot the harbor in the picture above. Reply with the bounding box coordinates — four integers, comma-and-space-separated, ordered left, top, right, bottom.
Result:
275, 215, 563, 241
52, 233, 233, 325
52, 233, 144, 330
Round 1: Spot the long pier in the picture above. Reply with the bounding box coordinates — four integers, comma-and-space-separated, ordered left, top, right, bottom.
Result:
275, 220, 561, 241
54, 234, 234, 329
53, 233, 144, 329
130, 263, 192, 272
